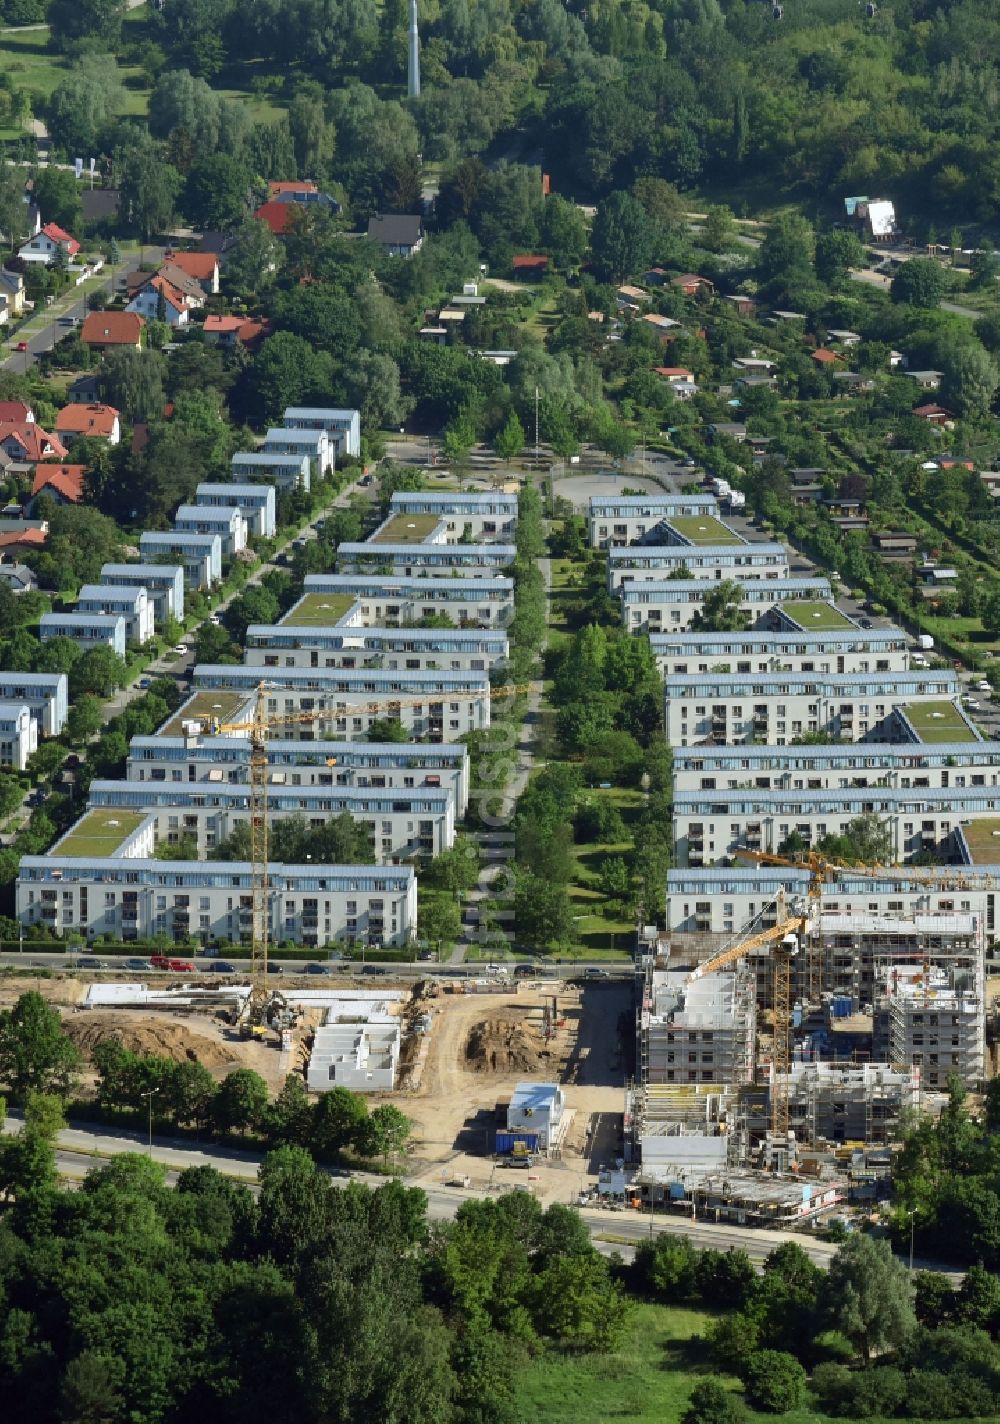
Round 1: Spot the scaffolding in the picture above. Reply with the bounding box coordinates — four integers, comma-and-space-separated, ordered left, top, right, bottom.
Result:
636, 964, 756, 1088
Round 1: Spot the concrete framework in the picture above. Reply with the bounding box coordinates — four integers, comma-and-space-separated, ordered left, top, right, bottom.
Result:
637, 966, 756, 1087
307, 992, 403, 1091
17, 858, 417, 948
650, 626, 910, 678
620, 576, 833, 631
883, 964, 984, 1088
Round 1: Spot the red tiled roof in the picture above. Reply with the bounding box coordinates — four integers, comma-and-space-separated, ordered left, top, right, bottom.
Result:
0, 423, 68, 461
203, 315, 244, 334
31, 463, 85, 502
512, 254, 550, 271
54, 403, 119, 438
268, 180, 318, 196
0, 527, 46, 550
254, 201, 295, 235
164, 251, 218, 281
81, 311, 145, 345
913, 403, 954, 418
0, 401, 32, 424
40, 222, 80, 256
143, 273, 188, 311
812, 348, 839, 364
654, 366, 694, 379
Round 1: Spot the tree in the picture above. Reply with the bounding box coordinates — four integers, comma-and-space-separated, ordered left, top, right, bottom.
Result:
703, 205, 736, 253
742, 1350, 805, 1413
212, 1068, 269, 1135
540, 194, 588, 269
238, 331, 334, 426
514, 870, 573, 953
815, 229, 865, 285
683, 1380, 747, 1424
825, 1234, 916, 1365
891, 258, 945, 307
182, 153, 251, 230
49, 0, 126, 51
817, 812, 893, 866
631, 176, 685, 233
691, 580, 748, 632
590, 191, 651, 281
758, 214, 815, 287
96, 347, 164, 423
940, 345, 999, 418
117, 137, 182, 239
57, 1351, 121, 1424
225, 217, 282, 296
69, 646, 128, 698
354, 1103, 411, 1161
310, 1086, 369, 1158
417, 892, 461, 951
66, 693, 104, 743
31, 167, 84, 235
0, 991, 81, 1097
494, 411, 525, 463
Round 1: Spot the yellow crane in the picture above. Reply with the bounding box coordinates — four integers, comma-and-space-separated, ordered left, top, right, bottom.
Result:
195, 679, 532, 1023
688, 890, 813, 1141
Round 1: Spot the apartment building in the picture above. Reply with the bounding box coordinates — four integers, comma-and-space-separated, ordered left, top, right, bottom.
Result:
40, 611, 126, 657
17, 856, 416, 948
672, 784, 1000, 866
672, 740, 1000, 794
588, 494, 719, 547
87, 779, 456, 861
173, 503, 247, 557
139, 530, 222, 588
664, 669, 961, 746
189, 665, 492, 738
262, 426, 334, 474
620, 577, 832, 631
282, 405, 360, 459
0, 671, 68, 736
230, 451, 310, 491
882, 964, 984, 1088
0, 702, 36, 770
334, 540, 515, 577
244, 623, 509, 673
650, 626, 909, 678
389, 491, 518, 541
607, 542, 789, 588
76, 583, 154, 645
100, 563, 185, 623
195, 482, 276, 539
126, 735, 471, 817
299, 575, 515, 627
637, 967, 756, 1087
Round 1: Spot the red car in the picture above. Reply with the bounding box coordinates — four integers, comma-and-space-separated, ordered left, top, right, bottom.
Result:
149, 955, 195, 972
15, 341, 28, 352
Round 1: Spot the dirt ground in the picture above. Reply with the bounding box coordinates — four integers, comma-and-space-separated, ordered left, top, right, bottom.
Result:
386, 982, 631, 1203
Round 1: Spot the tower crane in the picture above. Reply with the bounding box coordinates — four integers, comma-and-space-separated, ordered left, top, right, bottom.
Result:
687, 890, 814, 1142
190, 680, 532, 1024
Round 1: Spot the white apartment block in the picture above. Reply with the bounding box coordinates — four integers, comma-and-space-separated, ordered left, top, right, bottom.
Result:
300, 575, 514, 627
672, 784, 1000, 866
389, 491, 518, 542
0, 672, 68, 736
100, 563, 185, 623
671, 741, 1000, 794
283, 406, 360, 459
173, 503, 247, 556
589, 494, 719, 547
126, 735, 471, 818
0, 701, 36, 770
231, 451, 310, 491
76, 583, 155, 645
245, 624, 509, 673
189, 665, 492, 739
607, 542, 790, 588
140, 531, 222, 588
664, 669, 961, 746
40, 612, 126, 658
262, 426, 334, 474
17, 858, 416, 949
621, 577, 832, 631
650, 627, 910, 678
87, 779, 456, 862
334, 541, 515, 577
195, 482, 277, 539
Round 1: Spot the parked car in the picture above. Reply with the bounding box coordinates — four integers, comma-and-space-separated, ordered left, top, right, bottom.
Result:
359, 964, 387, 976
977, 680, 992, 693
15, 341, 27, 352
77, 957, 109, 970
859, 617, 873, 629
172, 644, 188, 655
207, 961, 237, 974
305, 962, 334, 975
124, 957, 151, 971
514, 963, 539, 978
266, 962, 282, 974
584, 967, 610, 980
137, 677, 152, 689
150, 955, 195, 972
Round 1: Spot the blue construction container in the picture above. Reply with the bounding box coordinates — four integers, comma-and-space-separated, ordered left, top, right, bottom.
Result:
495, 1131, 540, 1155
832, 996, 853, 1018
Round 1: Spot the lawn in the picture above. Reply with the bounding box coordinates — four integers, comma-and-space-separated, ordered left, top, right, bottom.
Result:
669, 514, 743, 546
567, 788, 643, 959
370, 512, 443, 544
0, 28, 66, 102
776, 600, 854, 631
160, 689, 249, 736
901, 698, 977, 743
282, 592, 358, 626
953, 817, 1000, 864
57, 809, 146, 857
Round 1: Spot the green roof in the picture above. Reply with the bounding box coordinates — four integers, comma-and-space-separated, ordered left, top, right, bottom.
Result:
777, 600, 854, 630
282, 593, 358, 627
901, 699, 977, 743
370, 513, 443, 544
668, 514, 743, 545
958, 818, 1000, 864
57, 809, 147, 857
160, 689, 250, 736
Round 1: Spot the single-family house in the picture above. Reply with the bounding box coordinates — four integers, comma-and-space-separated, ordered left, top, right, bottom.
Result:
0, 270, 25, 317
833, 370, 875, 393
654, 366, 695, 383
0, 561, 37, 595
872, 531, 918, 558
81, 311, 145, 351
163, 250, 220, 294
827, 328, 862, 346
906, 370, 942, 391
266, 180, 340, 213
913, 402, 954, 425
54, 403, 121, 446
80, 189, 120, 225
253, 201, 298, 236
723, 294, 755, 316
367, 214, 424, 258
0, 401, 32, 424
30, 464, 86, 509
706, 421, 747, 444
202, 314, 268, 350
18, 222, 80, 265
811, 348, 840, 366
0, 423, 67, 463
733, 356, 777, 373
642, 312, 682, 344
671, 273, 714, 297
127, 273, 190, 327
157, 262, 206, 308
0, 528, 46, 556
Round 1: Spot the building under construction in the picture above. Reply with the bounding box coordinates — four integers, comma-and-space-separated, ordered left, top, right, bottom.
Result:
636, 966, 756, 1088
881, 963, 985, 1089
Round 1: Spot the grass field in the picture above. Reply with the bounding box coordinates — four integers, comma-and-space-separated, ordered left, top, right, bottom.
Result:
568, 788, 643, 959
370, 513, 443, 544
669, 514, 743, 546
777, 600, 854, 630
57, 808, 146, 857
282, 592, 358, 626
902, 698, 977, 742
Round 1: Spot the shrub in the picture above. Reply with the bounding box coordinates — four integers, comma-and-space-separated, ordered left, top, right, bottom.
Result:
682, 1379, 747, 1424
742, 1349, 806, 1413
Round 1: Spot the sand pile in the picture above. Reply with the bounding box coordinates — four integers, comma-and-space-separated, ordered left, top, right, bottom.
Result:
464, 1014, 551, 1074
63, 1013, 240, 1068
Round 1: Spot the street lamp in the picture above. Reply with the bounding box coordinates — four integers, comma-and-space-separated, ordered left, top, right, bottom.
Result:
141, 1088, 159, 1156
907, 1207, 917, 1272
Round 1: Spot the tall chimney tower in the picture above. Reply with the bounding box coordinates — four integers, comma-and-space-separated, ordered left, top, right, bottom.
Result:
407, 0, 420, 98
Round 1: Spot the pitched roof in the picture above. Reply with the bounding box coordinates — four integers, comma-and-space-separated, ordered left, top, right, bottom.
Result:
269, 179, 318, 196
203, 314, 245, 334
31, 463, 86, 502
54, 403, 119, 438
81, 311, 145, 345
142, 273, 188, 311
511, 254, 549, 271
164, 251, 218, 281
39, 222, 80, 256
368, 214, 423, 245
0, 401, 33, 423
913, 403, 954, 418
654, 366, 694, 379
811, 347, 840, 364
157, 262, 205, 301
254, 200, 295, 235
0, 423, 68, 461
0, 527, 46, 550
